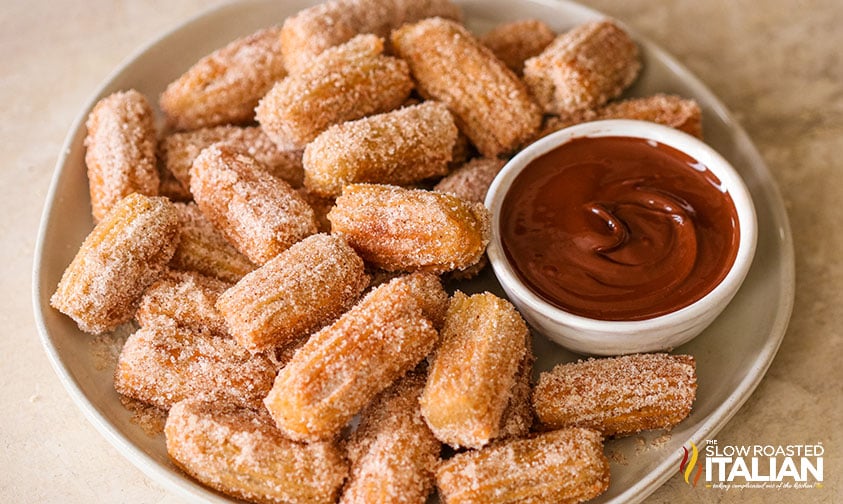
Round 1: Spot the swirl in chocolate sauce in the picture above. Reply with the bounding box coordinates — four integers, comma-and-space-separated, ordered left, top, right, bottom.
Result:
500, 136, 739, 321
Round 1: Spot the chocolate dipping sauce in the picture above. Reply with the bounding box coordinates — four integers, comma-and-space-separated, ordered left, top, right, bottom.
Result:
500, 136, 739, 321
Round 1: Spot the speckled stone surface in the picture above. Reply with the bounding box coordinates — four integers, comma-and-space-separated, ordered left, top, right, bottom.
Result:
1, 0, 839, 502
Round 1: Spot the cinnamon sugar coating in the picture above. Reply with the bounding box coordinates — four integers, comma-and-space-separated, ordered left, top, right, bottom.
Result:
189, 144, 317, 265
303, 101, 458, 197
166, 400, 348, 504
481, 19, 556, 75
161, 125, 304, 190
136, 269, 230, 336
436, 428, 610, 504
532, 353, 697, 436
263, 273, 445, 441
524, 20, 641, 115
84, 89, 159, 222
159, 26, 286, 130
433, 157, 506, 204
328, 184, 490, 274
50, 193, 179, 334
280, 0, 462, 74
169, 202, 256, 283
421, 292, 528, 449
391, 18, 542, 157
257, 34, 413, 150
497, 334, 535, 440
217, 234, 369, 353
114, 319, 275, 410
340, 370, 441, 504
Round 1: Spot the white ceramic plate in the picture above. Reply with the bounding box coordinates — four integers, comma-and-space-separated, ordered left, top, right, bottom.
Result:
32, 0, 795, 502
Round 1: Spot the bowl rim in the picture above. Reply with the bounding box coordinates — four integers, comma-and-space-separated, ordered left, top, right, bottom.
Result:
485, 119, 759, 332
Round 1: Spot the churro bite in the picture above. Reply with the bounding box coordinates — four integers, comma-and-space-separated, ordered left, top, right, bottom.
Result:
433, 157, 507, 204
263, 273, 446, 441
166, 400, 348, 504
391, 17, 542, 157
114, 319, 275, 410
159, 26, 286, 130
217, 234, 369, 353
189, 143, 317, 265
51, 193, 179, 334
328, 184, 490, 274
533, 353, 697, 436
84, 89, 159, 222
257, 34, 413, 150
169, 202, 255, 283
135, 269, 230, 336
524, 19, 641, 115
421, 292, 528, 449
280, 0, 462, 74
340, 370, 441, 504
303, 101, 458, 197
481, 19, 556, 75
435, 428, 610, 504
161, 125, 305, 191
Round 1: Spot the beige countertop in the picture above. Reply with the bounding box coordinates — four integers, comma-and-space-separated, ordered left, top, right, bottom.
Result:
2, 0, 839, 502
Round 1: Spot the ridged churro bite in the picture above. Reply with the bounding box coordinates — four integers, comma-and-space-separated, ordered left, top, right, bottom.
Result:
329, 184, 490, 274
169, 202, 255, 283
481, 19, 556, 75
540, 93, 703, 139
340, 370, 440, 504
257, 34, 413, 150
136, 269, 230, 336
51, 193, 179, 334
114, 319, 275, 410
433, 157, 506, 204
303, 101, 458, 197
189, 144, 317, 265
391, 18, 542, 157
264, 274, 445, 441
159, 26, 286, 130
161, 125, 305, 191
436, 428, 610, 504
217, 234, 369, 353
533, 353, 697, 436
280, 0, 462, 74
84, 89, 159, 222
524, 20, 641, 115
166, 400, 348, 504
421, 292, 528, 449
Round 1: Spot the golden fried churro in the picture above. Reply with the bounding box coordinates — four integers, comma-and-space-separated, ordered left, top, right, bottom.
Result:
421, 292, 528, 449
498, 335, 535, 440
51, 194, 179, 334
84, 89, 158, 222
136, 269, 230, 336
391, 18, 542, 157
533, 353, 697, 436
161, 125, 304, 191
257, 34, 413, 150
540, 94, 703, 139
433, 157, 506, 204
481, 19, 556, 75
264, 273, 445, 441
328, 184, 490, 274
280, 0, 462, 74
524, 20, 641, 115
190, 144, 317, 265
166, 400, 348, 504
302, 102, 458, 197
159, 26, 286, 130
114, 319, 275, 409
340, 370, 440, 504
436, 428, 610, 504
217, 234, 369, 353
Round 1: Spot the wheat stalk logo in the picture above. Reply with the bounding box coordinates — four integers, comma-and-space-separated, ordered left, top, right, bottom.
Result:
679, 442, 703, 487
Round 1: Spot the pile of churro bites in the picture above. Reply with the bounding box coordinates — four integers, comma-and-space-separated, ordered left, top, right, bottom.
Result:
51, 0, 703, 502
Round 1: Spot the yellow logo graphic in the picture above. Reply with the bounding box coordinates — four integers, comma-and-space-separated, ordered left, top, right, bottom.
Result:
680, 442, 703, 487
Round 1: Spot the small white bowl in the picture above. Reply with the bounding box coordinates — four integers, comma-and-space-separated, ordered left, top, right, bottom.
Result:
485, 119, 758, 355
